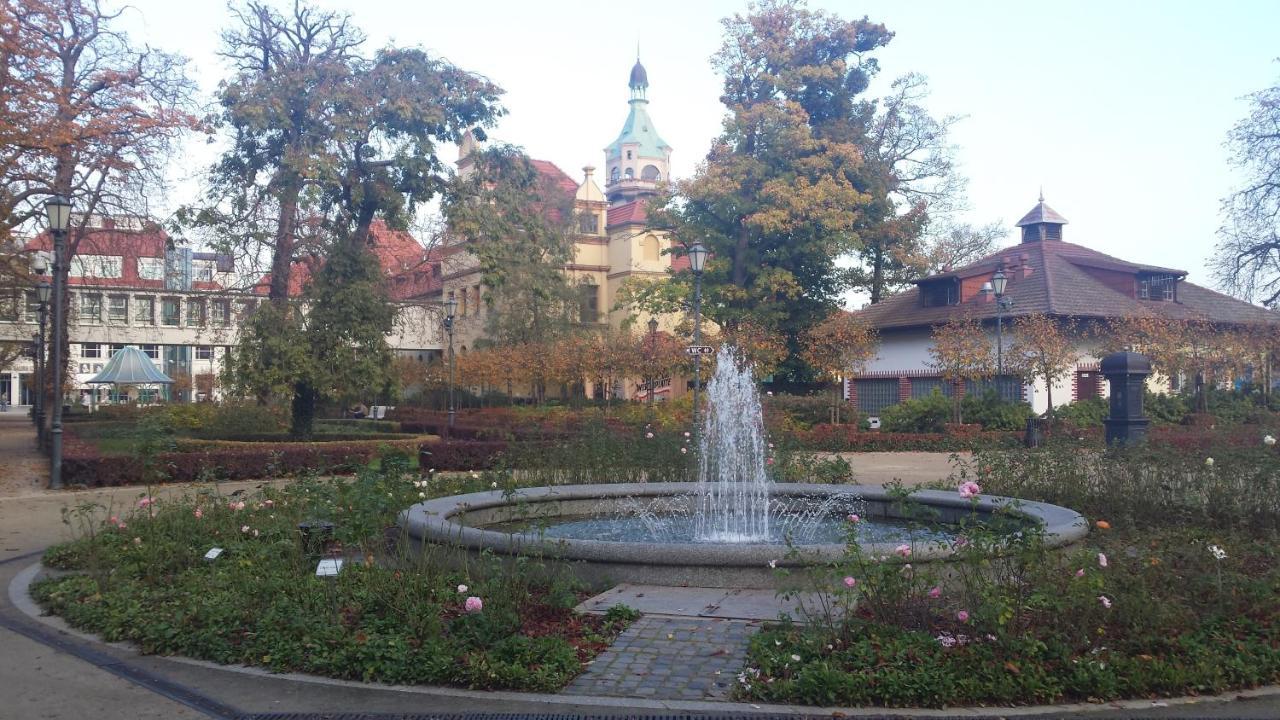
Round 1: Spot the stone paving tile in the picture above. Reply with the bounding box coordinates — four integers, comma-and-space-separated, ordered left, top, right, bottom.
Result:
563, 615, 757, 701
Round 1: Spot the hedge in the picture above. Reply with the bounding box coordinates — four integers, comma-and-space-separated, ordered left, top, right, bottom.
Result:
419, 440, 511, 471
61, 426, 426, 487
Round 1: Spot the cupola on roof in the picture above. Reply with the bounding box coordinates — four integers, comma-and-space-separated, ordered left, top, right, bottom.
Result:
629, 59, 648, 91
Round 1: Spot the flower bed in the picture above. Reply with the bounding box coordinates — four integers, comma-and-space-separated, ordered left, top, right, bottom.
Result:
738, 444, 1280, 707
33, 456, 636, 692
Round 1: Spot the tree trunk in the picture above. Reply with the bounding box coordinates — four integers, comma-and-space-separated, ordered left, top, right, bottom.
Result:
268, 180, 300, 304
1044, 372, 1054, 421
870, 240, 885, 305
290, 380, 316, 437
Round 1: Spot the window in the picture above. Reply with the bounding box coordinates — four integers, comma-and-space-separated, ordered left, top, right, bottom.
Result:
196, 346, 213, 360
141, 344, 159, 360
82, 343, 101, 359
626, 150, 632, 160
211, 299, 230, 326
234, 299, 256, 320
1138, 274, 1177, 301
193, 261, 215, 282
473, 286, 482, 315
92, 364, 102, 372
910, 377, 952, 399
458, 290, 467, 317
185, 298, 205, 326
578, 284, 599, 324
79, 363, 89, 373
79, 293, 103, 322
610, 167, 620, 182
642, 236, 660, 261
108, 344, 125, 357
624, 167, 634, 179
854, 379, 900, 415
641, 164, 661, 181
134, 296, 154, 323
69, 254, 122, 279
108, 295, 128, 322
23, 291, 39, 323
0, 293, 17, 322
920, 280, 958, 308
161, 298, 180, 326
138, 257, 164, 281
578, 213, 600, 235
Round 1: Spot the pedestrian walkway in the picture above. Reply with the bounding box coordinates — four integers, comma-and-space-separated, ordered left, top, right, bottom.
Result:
564, 615, 756, 701
0, 412, 47, 497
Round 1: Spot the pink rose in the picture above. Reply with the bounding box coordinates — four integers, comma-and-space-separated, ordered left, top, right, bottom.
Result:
929, 586, 941, 599
766, 458, 774, 465
958, 481, 981, 499
957, 610, 970, 622
1075, 568, 1084, 578
193, 508, 203, 519
847, 514, 860, 523
895, 544, 911, 558
1098, 595, 1112, 609
240, 525, 250, 533
843, 576, 856, 588
464, 596, 483, 613
137, 496, 155, 508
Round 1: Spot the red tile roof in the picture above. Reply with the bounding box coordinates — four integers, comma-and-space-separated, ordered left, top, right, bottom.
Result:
252, 220, 440, 300
530, 159, 579, 195
855, 239, 1280, 330
608, 199, 647, 227
24, 226, 229, 291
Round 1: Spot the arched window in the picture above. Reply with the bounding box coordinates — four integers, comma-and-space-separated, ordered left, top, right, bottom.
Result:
642, 236, 659, 261
641, 165, 661, 181
624, 167, 634, 179
610, 166, 620, 182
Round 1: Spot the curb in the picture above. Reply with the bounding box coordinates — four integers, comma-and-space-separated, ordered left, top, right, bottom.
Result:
13, 562, 1280, 717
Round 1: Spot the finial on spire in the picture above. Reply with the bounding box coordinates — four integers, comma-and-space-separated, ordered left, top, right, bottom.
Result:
1038, 186, 1044, 203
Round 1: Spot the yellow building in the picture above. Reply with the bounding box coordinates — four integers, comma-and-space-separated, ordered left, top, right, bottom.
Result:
435, 59, 684, 398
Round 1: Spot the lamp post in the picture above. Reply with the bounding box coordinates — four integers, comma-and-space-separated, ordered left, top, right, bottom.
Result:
45, 194, 71, 489
647, 317, 658, 407
981, 268, 1013, 380
34, 278, 51, 448
688, 243, 708, 438
443, 296, 457, 435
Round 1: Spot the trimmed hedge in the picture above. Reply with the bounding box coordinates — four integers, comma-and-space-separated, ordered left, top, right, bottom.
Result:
61, 426, 426, 487
419, 440, 511, 471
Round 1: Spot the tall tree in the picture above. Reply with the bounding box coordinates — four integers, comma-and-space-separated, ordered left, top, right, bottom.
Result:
653, 0, 893, 380
443, 145, 580, 345
1, 0, 198, 416
1213, 69, 1280, 307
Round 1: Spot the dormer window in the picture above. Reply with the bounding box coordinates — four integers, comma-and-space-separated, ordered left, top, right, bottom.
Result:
1138, 274, 1177, 301
921, 279, 959, 307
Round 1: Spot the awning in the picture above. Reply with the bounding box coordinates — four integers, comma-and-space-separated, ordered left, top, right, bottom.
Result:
86, 346, 173, 385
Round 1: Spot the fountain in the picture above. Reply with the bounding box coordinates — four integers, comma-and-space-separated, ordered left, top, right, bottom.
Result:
695, 345, 771, 542
399, 346, 1089, 588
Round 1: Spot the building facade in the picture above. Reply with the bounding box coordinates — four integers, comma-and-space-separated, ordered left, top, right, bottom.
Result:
849, 197, 1280, 417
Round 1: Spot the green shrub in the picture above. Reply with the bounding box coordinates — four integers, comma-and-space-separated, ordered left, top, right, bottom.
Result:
962, 389, 1033, 431
1053, 397, 1107, 427
1145, 390, 1190, 425
879, 392, 951, 433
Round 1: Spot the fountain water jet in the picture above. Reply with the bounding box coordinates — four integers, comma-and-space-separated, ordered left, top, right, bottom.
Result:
694, 345, 771, 542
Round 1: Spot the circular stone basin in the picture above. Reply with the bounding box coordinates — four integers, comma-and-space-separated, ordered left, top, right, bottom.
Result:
399, 483, 1088, 589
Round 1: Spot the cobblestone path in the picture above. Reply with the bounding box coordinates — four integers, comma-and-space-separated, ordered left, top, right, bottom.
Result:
564, 615, 757, 701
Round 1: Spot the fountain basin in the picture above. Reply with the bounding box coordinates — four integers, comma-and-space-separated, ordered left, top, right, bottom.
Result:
399, 483, 1089, 589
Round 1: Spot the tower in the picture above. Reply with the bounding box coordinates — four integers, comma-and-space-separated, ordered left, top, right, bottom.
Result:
1015, 192, 1069, 243
604, 58, 672, 204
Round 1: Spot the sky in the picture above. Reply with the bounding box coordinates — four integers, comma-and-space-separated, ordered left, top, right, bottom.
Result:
114, 0, 1280, 307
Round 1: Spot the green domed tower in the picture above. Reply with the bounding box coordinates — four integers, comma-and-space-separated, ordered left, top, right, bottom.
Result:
604, 58, 672, 204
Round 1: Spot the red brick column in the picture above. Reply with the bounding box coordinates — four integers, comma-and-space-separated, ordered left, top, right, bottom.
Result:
846, 379, 857, 408
898, 376, 911, 403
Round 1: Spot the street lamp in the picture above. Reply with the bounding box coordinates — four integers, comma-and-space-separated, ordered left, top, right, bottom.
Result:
34, 279, 51, 448
45, 194, 71, 489
443, 296, 458, 435
647, 317, 658, 407
981, 267, 1014, 381
688, 242, 708, 438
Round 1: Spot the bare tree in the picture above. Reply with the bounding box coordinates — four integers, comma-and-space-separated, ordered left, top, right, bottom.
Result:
1213, 68, 1280, 307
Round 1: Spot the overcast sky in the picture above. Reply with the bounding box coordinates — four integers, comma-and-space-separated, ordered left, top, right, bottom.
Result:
114, 0, 1280, 307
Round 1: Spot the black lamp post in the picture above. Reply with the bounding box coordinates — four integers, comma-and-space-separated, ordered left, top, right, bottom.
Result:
443, 296, 458, 434
647, 317, 658, 407
688, 243, 708, 437
34, 275, 51, 448
982, 268, 1013, 380
45, 194, 71, 489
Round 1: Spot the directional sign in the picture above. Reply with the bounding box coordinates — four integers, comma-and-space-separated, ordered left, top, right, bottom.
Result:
685, 345, 715, 356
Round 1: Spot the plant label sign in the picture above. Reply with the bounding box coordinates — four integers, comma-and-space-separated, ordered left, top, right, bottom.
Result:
685, 345, 714, 356
315, 558, 344, 577
204, 547, 223, 561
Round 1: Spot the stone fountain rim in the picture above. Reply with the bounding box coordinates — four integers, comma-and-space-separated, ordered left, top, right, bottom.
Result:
399, 483, 1089, 566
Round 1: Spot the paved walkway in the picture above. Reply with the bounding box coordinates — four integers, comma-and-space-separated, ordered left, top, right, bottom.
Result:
564, 616, 757, 701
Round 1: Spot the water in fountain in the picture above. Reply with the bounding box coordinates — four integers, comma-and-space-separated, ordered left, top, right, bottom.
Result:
694, 345, 772, 542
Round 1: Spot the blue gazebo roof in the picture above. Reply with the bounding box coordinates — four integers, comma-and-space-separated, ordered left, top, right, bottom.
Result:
87, 346, 173, 385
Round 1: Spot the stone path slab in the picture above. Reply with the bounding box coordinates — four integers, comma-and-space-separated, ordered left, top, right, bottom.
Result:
563, 615, 757, 701
577, 583, 818, 621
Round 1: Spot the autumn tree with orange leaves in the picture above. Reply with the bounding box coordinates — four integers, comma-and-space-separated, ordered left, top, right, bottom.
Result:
928, 314, 994, 424
801, 311, 879, 423
1008, 314, 1078, 421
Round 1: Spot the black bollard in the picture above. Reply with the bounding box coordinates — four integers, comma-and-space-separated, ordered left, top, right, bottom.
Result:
1101, 351, 1151, 447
